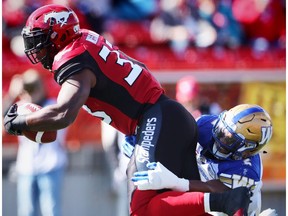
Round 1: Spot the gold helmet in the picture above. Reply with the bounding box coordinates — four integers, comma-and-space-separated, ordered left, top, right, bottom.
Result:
212, 104, 273, 160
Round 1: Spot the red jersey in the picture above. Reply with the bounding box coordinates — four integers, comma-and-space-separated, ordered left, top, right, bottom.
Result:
52, 29, 164, 135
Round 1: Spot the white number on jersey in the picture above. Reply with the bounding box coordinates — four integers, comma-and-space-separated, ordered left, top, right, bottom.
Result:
220, 173, 256, 189
99, 40, 143, 86
82, 105, 112, 124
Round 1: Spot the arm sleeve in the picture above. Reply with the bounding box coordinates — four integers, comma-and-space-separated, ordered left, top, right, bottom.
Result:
54, 51, 98, 85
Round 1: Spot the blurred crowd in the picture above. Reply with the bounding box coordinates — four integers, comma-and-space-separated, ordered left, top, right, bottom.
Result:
3, 0, 286, 58
2, 1, 285, 215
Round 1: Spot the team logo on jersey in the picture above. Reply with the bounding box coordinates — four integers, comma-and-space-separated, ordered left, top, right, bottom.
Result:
260, 126, 272, 145
136, 145, 150, 164
44, 11, 72, 27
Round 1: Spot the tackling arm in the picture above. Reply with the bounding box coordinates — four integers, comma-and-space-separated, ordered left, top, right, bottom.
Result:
132, 162, 230, 193
188, 179, 230, 193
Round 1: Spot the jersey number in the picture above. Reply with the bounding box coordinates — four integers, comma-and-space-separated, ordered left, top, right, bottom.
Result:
82, 105, 112, 124
99, 40, 143, 86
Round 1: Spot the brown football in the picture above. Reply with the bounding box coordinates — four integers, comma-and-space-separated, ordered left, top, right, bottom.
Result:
17, 102, 57, 143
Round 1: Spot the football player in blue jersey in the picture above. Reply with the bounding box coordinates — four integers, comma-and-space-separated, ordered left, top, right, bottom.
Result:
128, 104, 274, 216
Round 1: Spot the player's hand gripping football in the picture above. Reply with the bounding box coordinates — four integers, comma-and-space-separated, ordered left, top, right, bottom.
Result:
132, 162, 189, 192
4, 104, 26, 135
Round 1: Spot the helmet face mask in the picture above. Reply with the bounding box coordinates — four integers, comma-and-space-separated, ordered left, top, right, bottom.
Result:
212, 115, 247, 160
22, 27, 55, 69
211, 104, 272, 160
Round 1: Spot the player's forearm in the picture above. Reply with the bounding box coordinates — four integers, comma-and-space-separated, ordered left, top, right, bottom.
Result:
25, 105, 76, 131
188, 179, 230, 193
132, 162, 232, 193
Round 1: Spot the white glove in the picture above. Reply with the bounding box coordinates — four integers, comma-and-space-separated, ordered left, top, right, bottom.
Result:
131, 162, 189, 192
259, 208, 278, 216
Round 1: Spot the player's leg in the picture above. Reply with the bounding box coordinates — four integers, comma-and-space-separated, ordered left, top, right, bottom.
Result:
38, 168, 64, 216
131, 187, 250, 216
132, 98, 199, 179
154, 98, 200, 180
129, 189, 159, 216
128, 97, 200, 214
146, 191, 212, 216
17, 174, 37, 216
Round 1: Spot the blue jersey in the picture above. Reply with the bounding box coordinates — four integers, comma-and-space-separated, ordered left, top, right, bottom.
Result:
196, 115, 262, 216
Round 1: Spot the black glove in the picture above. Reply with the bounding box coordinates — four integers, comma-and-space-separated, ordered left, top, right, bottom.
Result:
4, 104, 27, 135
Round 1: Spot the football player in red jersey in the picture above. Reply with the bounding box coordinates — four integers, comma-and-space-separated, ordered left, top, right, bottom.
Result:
4, 4, 250, 216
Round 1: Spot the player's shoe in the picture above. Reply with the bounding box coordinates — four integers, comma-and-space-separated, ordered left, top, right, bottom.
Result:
210, 186, 251, 216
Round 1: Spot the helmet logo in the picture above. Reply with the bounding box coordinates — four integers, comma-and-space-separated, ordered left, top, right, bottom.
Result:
260, 126, 272, 144
44, 11, 72, 27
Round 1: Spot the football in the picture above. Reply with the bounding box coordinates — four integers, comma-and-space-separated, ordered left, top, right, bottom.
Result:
17, 102, 57, 143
